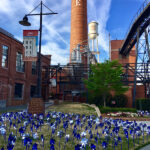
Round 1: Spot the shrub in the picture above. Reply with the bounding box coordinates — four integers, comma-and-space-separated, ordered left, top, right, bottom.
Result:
87, 94, 103, 106
113, 94, 128, 107
136, 98, 150, 111
106, 94, 128, 107
99, 107, 137, 114
88, 94, 112, 106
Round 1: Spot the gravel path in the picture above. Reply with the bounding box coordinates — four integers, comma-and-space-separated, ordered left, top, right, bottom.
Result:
140, 144, 150, 150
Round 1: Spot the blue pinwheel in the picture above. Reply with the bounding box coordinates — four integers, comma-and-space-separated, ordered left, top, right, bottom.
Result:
19, 127, 25, 136
33, 132, 39, 140
41, 134, 44, 147
76, 133, 81, 140
50, 144, 55, 150
50, 138, 55, 145
81, 131, 86, 137
8, 133, 16, 148
32, 143, 38, 150
75, 144, 81, 150
7, 144, 14, 150
91, 144, 96, 150
102, 141, 107, 149
50, 138, 55, 150
80, 138, 88, 147
24, 136, 32, 150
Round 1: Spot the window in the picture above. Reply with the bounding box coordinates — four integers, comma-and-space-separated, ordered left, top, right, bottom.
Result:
14, 83, 23, 99
32, 61, 37, 75
2, 45, 8, 68
30, 85, 36, 97
16, 52, 24, 72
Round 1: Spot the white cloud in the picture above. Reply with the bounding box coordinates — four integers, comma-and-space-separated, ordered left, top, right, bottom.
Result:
88, 0, 112, 52
0, 0, 112, 64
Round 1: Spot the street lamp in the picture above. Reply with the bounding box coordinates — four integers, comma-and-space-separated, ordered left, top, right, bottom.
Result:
19, 1, 57, 98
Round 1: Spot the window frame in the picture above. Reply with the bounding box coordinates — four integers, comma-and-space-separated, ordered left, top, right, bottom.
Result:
14, 83, 24, 100
30, 85, 37, 98
31, 61, 37, 75
16, 51, 25, 72
1, 45, 9, 68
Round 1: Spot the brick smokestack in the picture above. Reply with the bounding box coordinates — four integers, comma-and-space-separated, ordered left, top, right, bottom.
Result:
70, 0, 88, 63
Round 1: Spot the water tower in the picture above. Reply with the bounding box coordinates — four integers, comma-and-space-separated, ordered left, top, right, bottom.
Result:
88, 21, 100, 63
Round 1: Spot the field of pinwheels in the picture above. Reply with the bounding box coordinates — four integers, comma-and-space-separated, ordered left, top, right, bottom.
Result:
0, 104, 150, 150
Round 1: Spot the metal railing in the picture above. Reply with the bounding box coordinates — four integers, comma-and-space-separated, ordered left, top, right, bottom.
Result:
124, 0, 150, 41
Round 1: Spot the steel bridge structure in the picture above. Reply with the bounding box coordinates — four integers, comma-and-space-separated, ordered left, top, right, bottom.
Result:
120, 0, 150, 107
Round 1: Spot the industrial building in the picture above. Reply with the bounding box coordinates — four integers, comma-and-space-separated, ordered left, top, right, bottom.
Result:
0, 28, 51, 107
111, 40, 145, 107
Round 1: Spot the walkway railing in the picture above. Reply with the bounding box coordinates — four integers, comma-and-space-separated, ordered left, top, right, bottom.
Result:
124, 0, 150, 41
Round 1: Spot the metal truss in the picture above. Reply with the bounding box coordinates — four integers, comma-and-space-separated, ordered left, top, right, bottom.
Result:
120, 0, 150, 55
119, 0, 150, 107
42, 64, 90, 100
122, 26, 150, 107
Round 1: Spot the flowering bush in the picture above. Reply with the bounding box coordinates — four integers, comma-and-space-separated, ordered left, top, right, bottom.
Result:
107, 110, 150, 118
107, 112, 139, 117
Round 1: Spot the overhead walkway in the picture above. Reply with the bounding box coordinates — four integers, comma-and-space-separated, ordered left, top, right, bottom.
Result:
120, 0, 150, 55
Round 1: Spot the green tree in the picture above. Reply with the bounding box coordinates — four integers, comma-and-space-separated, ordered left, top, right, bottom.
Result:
84, 60, 128, 107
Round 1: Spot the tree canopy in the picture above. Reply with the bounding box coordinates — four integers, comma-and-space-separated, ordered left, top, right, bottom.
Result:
84, 60, 128, 106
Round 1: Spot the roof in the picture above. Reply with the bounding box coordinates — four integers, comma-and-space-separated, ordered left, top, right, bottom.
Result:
0, 27, 23, 44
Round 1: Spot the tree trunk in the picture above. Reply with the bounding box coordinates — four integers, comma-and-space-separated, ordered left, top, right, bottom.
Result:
103, 95, 106, 107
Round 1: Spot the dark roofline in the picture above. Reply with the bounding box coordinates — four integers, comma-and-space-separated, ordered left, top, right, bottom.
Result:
0, 27, 23, 44
37, 52, 51, 60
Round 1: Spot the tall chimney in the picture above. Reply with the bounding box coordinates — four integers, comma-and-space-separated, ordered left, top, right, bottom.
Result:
70, 0, 88, 64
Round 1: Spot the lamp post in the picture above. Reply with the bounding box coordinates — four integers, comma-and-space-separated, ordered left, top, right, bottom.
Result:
19, 1, 57, 98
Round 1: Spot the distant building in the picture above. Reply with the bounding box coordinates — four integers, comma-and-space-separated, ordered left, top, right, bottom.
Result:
0, 28, 51, 107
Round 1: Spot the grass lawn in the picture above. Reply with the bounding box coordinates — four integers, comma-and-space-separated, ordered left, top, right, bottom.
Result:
47, 102, 97, 115
0, 102, 150, 150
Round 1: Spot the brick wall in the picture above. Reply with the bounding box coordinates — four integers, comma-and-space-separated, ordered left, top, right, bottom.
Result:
136, 85, 145, 99
111, 40, 135, 107
0, 30, 51, 106
70, 0, 88, 64
28, 98, 45, 115
110, 40, 146, 107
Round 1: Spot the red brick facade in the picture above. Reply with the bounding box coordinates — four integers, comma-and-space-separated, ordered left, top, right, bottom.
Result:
70, 0, 88, 64
28, 98, 45, 115
111, 40, 145, 107
0, 28, 51, 107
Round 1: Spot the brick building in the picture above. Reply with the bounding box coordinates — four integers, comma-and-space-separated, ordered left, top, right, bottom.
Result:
0, 28, 51, 107
111, 40, 145, 107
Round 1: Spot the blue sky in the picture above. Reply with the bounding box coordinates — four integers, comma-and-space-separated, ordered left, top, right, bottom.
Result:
0, 0, 145, 64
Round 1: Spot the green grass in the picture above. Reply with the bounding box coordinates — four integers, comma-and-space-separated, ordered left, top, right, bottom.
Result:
0, 103, 150, 150
47, 102, 97, 115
